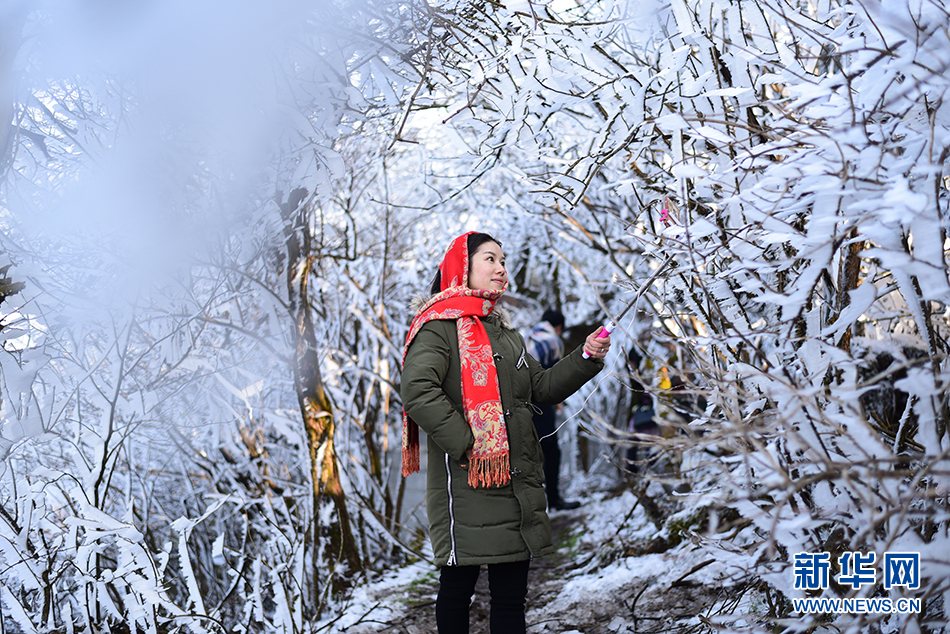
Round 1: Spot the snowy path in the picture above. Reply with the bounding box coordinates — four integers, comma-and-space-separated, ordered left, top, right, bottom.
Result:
319, 488, 744, 633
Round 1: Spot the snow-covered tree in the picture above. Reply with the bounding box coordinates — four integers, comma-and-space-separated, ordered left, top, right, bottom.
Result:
3, 0, 948, 631
412, 0, 950, 630
0, 0, 439, 629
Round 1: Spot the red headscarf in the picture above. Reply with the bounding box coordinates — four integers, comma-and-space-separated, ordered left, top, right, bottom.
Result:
402, 232, 510, 488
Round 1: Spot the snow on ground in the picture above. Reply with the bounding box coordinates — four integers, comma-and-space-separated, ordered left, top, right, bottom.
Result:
316, 559, 436, 632
527, 488, 746, 633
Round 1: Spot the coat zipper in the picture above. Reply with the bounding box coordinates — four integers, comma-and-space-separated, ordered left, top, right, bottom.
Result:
444, 452, 458, 565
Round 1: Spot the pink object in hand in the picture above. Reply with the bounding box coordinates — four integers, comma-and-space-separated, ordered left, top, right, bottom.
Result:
582, 321, 616, 359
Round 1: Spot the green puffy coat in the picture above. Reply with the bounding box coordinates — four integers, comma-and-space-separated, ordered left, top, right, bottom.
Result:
401, 307, 603, 567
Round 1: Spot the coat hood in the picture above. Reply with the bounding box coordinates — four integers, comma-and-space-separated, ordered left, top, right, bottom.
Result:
409, 294, 514, 330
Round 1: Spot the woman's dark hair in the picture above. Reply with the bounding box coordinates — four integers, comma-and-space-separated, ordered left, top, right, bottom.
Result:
429, 232, 501, 295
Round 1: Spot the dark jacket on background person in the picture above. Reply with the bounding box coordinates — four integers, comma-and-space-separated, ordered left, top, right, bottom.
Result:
525, 320, 565, 438
401, 304, 603, 567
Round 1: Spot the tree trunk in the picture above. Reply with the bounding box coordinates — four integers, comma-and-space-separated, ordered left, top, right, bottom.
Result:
279, 188, 361, 611
834, 229, 865, 352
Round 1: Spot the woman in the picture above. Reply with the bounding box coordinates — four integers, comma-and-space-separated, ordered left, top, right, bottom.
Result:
401, 231, 611, 633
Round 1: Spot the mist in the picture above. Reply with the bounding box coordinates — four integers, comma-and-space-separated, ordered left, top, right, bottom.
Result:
5, 0, 339, 295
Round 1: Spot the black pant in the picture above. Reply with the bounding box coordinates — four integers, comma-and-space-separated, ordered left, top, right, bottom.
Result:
534, 405, 562, 506
436, 560, 530, 634
539, 435, 562, 505
625, 421, 660, 473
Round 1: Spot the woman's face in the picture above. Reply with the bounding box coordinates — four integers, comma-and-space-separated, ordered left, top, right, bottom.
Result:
467, 241, 507, 292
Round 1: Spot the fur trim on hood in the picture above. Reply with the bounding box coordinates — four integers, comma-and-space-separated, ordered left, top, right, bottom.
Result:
409, 294, 514, 331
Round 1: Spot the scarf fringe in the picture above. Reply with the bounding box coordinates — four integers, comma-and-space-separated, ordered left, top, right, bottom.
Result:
467, 451, 510, 488
402, 417, 420, 477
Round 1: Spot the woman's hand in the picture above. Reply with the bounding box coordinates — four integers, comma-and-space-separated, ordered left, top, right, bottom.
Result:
583, 329, 611, 359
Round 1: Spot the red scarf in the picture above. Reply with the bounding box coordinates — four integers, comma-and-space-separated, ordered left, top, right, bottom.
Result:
402, 232, 510, 488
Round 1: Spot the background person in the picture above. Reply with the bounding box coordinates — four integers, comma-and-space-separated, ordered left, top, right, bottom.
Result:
401, 231, 611, 634
624, 347, 660, 473
525, 308, 581, 510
